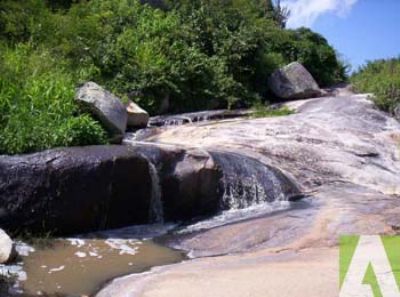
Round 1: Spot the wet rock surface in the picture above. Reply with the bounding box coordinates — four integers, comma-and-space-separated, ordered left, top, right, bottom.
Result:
128, 144, 224, 221
0, 137, 300, 236
209, 151, 301, 209
4, 144, 286, 234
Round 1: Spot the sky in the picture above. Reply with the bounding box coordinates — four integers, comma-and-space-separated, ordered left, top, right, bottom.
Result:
281, 0, 400, 72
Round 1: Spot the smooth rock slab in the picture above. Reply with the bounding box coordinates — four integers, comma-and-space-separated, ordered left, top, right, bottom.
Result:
147, 93, 400, 195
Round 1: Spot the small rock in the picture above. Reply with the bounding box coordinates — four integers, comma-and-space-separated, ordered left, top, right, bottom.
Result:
0, 229, 15, 264
126, 100, 149, 128
75, 82, 127, 143
394, 104, 400, 121
268, 62, 322, 100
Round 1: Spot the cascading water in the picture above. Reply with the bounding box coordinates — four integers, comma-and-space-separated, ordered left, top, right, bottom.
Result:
148, 162, 164, 224
148, 109, 252, 127
210, 151, 299, 210
164, 116, 193, 126
178, 151, 301, 233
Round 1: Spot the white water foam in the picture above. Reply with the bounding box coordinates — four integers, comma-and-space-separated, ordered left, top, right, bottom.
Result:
179, 200, 291, 234
48, 266, 65, 274
104, 239, 139, 256
15, 241, 35, 256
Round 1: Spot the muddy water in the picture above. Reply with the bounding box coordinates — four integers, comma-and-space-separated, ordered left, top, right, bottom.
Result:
18, 229, 184, 297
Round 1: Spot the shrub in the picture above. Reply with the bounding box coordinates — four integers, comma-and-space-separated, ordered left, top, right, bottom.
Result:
46, 0, 347, 112
264, 27, 348, 87
0, 0, 347, 155
59, 0, 272, 112
0, 44, 107, 155
351, 58, 400, 113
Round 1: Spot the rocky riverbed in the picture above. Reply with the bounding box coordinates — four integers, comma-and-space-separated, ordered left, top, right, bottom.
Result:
96, 88, 400, 297
1, 87, 400, 297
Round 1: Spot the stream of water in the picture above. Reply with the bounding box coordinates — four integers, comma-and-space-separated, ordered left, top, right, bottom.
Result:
1, 123, 304, 297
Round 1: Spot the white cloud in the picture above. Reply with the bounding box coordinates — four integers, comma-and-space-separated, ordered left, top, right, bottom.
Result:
281, 0, 358, 28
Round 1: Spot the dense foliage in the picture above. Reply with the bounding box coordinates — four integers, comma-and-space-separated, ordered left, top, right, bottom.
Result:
351, 58, 400, 113
0, 44, 108, 154
0, 0, 346, 154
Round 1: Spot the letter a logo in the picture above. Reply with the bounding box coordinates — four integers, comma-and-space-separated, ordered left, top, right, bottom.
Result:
340, 236, 400, 297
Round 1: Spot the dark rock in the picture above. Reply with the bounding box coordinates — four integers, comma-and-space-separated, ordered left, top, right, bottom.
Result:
0, 141, 302, 235
0, 146, 152, 235
268, 62, 322, 100
129, 144, 223, 221
76, 82, 127, 143
0, 145, 224, 235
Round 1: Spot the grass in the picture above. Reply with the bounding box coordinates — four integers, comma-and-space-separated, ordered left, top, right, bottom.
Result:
251, 102, 294, 118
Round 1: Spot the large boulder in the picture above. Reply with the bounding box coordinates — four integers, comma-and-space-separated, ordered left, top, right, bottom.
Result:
0, 145, 223, 235
268, 62, 322, 100
76, 82, 127, 143
0, 146, 153, 234
126, 100, 149, 128
0, 229, 14, 264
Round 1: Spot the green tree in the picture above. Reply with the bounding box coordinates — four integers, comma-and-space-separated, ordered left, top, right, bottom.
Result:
0, 0, 348, 155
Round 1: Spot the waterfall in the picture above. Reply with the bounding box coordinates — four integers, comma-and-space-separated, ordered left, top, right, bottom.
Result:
166, 116, 193, 126
177, 151, 301, 234
210, 151, 299, 210
148, 162, 164, 224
